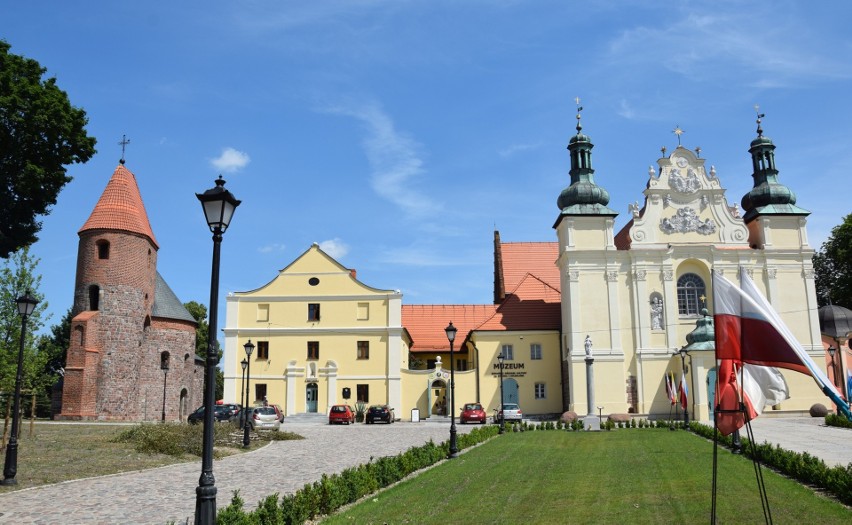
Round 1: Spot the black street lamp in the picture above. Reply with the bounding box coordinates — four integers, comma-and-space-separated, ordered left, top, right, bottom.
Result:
240, 358, 248, 427
677, 347, 690, 429
161, 353, 170, 422
194, 175, 240, 525
445, 322, 458, 458
497, 351, 505, 434
243, 340, 254, 448
2, 290, 39, 486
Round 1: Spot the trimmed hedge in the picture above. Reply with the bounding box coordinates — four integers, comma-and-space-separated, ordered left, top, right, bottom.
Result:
689, 421, 852, 506
218, 425, 499, 524
826, 413, 852, 429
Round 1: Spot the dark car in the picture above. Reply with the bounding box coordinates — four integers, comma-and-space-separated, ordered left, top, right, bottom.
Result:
220, 403, 242, 421
365, 405, 395, 424
187, 405, 232, 424
460, 402, 487, 424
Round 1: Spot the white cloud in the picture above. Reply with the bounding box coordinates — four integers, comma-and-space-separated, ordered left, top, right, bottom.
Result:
319, 238, 349, 259
324, 102, 438, 217
211, 147, 251, 173
258, 243, 286, 254
617, 99, 636, 120
498, 142, 542, 157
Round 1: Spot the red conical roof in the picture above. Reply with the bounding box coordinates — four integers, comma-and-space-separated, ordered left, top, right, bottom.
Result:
79, 164, 159, 248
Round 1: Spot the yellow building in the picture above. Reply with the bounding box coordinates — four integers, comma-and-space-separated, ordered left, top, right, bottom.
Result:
223, 244, 409, 416
224, 115, 832, 423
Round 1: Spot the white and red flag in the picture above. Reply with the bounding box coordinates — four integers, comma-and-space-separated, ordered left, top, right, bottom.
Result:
712, 270, 850, 435
679, 371, 689, 408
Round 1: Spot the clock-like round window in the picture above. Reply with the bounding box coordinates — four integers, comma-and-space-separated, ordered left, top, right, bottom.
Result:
309, 277, 320, 286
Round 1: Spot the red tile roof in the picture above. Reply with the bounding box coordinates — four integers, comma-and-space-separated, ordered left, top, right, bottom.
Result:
402, 304, 497, 353
477, 274, 561, 331
79, 164, 158, 248
500, 242, 559, 293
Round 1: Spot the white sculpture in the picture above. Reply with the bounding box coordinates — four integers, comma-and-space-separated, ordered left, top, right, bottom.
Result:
650, 297, 664, 330
584, 335, 593, 357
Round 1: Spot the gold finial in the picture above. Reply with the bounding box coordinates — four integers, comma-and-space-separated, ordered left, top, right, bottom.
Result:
754, 104, 765, 137
118, 134, 130, 165
574, 96, 583, 133
699, 294, 707, 308
673, 126, 684, 146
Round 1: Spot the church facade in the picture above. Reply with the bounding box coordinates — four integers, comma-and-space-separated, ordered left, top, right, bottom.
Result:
224, 116, 830, 422
57, 163, 204, 421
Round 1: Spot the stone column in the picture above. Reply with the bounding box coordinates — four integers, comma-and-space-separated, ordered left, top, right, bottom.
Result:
583, 355, 600, 431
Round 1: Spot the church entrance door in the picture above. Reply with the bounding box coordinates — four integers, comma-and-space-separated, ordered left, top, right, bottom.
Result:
306, 383, 318, 413
502, 378, 519, 405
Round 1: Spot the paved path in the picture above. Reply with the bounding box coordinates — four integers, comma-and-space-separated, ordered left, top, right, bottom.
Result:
0, 417, 848, 524
0, 421, 476, 525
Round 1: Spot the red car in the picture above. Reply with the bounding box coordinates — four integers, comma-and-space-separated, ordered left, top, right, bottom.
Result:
328, 404, 355, 425
460, 402, 487, 424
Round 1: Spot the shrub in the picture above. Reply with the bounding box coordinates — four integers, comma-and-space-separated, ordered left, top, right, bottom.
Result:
826, 413, 852, 429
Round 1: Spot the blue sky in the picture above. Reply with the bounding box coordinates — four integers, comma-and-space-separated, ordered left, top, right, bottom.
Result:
3, 1, 851, 334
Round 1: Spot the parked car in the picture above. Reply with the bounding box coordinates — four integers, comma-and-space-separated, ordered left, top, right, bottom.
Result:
220, 403, 242, 422
270, 404, 285, 422
187, 405, 232, 424
328, 404, 355, 425
365, 405, 395, 424
494, 403, 523, 423
247, 406, 281, 431
460, 402, 487, 424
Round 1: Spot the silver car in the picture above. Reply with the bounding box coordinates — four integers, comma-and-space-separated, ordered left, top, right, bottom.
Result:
495, 403, 523, 423
247, 406, 281, 431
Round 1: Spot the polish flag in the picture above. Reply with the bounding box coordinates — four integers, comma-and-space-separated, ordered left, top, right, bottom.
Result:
712, 270, 851, 434
679, 371, 689, 408
665, 372, 676, 405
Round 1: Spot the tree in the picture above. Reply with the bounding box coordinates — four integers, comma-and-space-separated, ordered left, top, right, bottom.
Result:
183, 300, 223, 400
0, 248, 50, 397
0, 40, 97, 258
814, 213, 852, 309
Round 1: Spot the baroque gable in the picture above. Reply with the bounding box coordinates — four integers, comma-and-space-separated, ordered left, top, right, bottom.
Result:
626, 146, 748, 246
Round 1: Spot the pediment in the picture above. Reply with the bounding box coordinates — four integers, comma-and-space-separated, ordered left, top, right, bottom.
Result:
626, 146, 748, 246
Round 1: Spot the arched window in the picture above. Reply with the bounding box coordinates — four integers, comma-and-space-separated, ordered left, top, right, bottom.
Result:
88, 285, 100, 311
96, 240, 110, 260
160, 351, 170, 370
677, 273, 705, 316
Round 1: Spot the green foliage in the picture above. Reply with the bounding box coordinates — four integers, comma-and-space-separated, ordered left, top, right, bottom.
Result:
0, 248, 54, 395
689, 421, 852, 506
112, 422, 302, 457
218, 425, 499, 524
0, 41, 97, 257
183, 300, 224, 399
814, 213, 852, 307
826, 413, 852, 429
354, 401, 366, 422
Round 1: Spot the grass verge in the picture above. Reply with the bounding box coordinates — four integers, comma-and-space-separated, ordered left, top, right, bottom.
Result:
323, 429, 851, 524
0, 421, 302, 493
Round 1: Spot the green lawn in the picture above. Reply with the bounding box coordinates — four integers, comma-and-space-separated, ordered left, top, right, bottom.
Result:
323, 429, 851, 524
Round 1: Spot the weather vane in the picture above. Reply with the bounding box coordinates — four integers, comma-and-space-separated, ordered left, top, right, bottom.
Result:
574, 96, 583, 133
754, 104, 765, 137
118, 135, 130, 165
673, 126, 684, 146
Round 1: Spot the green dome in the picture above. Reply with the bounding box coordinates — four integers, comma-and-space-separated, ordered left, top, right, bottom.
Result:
741, 128, 809, 222
557, 180, 611, 209
569, 132, 591, 145
741, 181, 797, 211
683, 309, 715, 352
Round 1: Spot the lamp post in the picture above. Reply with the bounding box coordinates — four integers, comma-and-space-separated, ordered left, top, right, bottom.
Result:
243, 340, 254, 448
677, 347, 690, 429
497, 351, 505, 434
195, 175, 240, 524
161, 354, 170, 422
240, 358, 248, 427
2, 290, 39, 486
445, 322, 458, 458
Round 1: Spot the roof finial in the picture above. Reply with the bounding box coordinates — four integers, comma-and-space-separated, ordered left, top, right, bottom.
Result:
661, 145, 667, 156
673, 125, 684, 146
118, 134, 130, 165
574, 96, 583, 133
754, 104, 765, 137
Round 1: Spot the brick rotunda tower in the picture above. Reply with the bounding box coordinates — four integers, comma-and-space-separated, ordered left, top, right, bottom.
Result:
58, 163, 204, 421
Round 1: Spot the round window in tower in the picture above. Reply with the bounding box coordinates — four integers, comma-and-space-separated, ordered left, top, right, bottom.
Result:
309, 277, 320, 286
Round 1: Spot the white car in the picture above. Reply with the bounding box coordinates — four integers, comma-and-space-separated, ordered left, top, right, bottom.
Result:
494, 403, 523, 423
247, 407, 281, 431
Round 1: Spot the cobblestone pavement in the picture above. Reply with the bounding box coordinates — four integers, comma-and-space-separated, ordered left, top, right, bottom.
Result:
0, 421, 476, 525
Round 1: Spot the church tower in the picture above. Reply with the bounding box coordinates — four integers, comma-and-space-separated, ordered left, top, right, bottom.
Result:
59, 163, 202, 420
